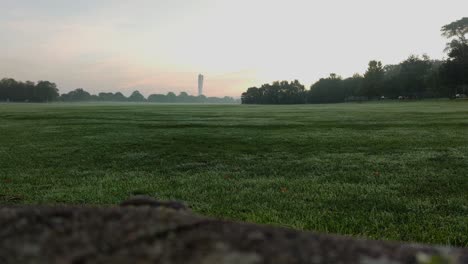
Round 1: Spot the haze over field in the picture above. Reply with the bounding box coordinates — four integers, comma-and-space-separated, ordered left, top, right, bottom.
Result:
1, 0, 467, 97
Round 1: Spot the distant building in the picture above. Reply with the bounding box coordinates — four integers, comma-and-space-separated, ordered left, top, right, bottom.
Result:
198, 74, 204, 96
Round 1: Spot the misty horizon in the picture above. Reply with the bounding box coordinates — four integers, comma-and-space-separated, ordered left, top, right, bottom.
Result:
1, 0, 467, 97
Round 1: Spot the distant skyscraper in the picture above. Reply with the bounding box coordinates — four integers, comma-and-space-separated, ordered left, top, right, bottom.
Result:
198, 74, 204, 96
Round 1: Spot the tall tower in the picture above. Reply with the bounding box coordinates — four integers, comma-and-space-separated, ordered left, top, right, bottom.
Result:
198, 74, 204, 96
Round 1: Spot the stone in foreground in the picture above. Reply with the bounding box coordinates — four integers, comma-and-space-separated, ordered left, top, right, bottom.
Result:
0, 199, 466, 264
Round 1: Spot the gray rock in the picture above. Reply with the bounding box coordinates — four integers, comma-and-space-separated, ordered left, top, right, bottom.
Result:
0, 201, 466, 264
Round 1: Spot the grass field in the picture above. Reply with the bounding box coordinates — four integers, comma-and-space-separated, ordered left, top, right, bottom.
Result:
0, 101, 467, 246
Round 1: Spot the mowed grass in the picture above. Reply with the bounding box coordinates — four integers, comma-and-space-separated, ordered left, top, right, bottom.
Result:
0, 101, 467, 246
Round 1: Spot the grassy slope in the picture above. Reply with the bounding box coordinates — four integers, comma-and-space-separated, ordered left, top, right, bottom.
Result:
0, 101, 467, 246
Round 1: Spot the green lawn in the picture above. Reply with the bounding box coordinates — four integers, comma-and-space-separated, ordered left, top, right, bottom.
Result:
0, 101, 467, 246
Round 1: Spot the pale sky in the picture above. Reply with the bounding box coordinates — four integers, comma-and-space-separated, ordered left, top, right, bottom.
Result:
1, 0, 466, 97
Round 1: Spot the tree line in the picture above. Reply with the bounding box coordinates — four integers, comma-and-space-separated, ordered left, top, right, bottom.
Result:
0, 82, 238, 104
60, 89, 238, 104
242, 18, 468, 104
0, 79, 59, 102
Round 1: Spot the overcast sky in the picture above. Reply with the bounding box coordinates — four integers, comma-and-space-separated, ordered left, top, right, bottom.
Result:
1, 0, 466, 97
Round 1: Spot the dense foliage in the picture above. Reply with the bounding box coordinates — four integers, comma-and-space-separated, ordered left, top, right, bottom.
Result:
241, 80, 306, 104
0, 84, 238, 104
59, 89, 239, 103
0, 79, 59, 102
242, 18, 468, 104
57, 89, 238, 103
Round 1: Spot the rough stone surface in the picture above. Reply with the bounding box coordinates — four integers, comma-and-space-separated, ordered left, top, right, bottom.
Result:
0, 199, 466, 264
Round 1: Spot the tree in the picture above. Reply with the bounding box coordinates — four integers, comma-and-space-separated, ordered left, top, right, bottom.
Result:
361, 61, 384, 98
440, 18, 468, 96
98, 92, 114, 101
178, 92, 190, 103
0, 78, 58, 102
148, 94, 167, 103
241, 80, 306, 104
342, 74, 364, 100
35, 81, 59, 102
241, 87, 259, 104
425, 61, 444, 98
60, 88, 92, 102
0, 78, 18, 101
22, 81, 36, 102
441, 17, 468, 45
287, 80, 307, 104
166, 92, 177, 103
196, 95, 207, 103
309, 74, 345, 103
113, 92, 127, 101
0, 77, 236, 104
398, 55, 432, 98
128, 90, 146, 102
